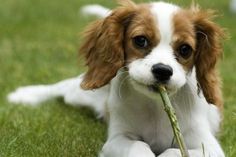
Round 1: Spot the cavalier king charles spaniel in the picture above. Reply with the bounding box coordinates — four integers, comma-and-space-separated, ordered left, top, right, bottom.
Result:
8, 0, 225, 156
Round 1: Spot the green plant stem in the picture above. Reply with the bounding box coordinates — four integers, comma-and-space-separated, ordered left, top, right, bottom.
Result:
157, 85, 190, 157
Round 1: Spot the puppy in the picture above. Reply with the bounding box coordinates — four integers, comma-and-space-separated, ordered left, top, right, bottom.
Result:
8, 0, 225, 156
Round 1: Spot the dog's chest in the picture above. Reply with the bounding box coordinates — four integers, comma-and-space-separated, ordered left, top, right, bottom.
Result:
134, 102, 178, 154
123, 91, 194, 154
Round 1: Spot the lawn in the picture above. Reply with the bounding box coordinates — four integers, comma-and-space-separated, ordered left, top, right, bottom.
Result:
0, 0, 235, 156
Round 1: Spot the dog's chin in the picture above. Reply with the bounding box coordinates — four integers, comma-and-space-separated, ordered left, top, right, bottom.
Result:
130, 80, 179, 98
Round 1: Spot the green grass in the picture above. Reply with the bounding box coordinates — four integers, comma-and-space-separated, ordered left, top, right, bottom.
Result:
0, 0, 235, 156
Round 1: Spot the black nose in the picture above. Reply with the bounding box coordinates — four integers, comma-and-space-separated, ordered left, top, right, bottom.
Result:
151, 63, 173, 82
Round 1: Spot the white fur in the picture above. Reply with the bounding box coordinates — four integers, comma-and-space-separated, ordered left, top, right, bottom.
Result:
8, 2, 225, 157
151, 2, 179, 43
80, 4, 111, 18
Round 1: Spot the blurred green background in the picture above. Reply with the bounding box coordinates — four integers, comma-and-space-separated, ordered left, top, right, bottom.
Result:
0, 0, 235, 156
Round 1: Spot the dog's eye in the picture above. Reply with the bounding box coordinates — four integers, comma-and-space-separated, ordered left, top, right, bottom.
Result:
133, 36, 149, 49
178, 44, 193, 59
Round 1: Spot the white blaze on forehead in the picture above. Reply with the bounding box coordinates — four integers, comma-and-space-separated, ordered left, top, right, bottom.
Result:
151, 2, 180, 43
148, 2, 181, 63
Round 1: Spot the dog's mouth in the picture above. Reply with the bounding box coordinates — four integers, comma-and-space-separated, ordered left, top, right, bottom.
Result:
148, 84, 171, 93
147, 85, 160, 93
132, 79, 170, 94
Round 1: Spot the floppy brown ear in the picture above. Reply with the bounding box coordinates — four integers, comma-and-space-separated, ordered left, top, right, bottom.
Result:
80, 2, 137, 90
192, 8, 225, 108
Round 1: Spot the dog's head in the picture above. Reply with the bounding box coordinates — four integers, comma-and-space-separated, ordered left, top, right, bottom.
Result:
80, 0, 224, 107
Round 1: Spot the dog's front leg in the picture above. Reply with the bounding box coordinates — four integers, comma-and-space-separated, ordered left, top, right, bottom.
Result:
99, 136, 155, 157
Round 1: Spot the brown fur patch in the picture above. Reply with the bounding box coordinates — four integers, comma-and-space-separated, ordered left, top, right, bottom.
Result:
172, 10, 196, 71
80, 6, 135, 89
173, 8, 224, 109
193, 9, 224, 109
124, 4, 160, 64
80, 1, 158, 89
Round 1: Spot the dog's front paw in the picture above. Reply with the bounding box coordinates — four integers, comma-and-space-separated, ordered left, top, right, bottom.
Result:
158, 148, 225, 157
158, 149, 181, 157
128, 141, 155, 157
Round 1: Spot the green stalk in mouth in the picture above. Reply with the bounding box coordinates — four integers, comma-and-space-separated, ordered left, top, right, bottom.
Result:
156, 85, 190, 157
